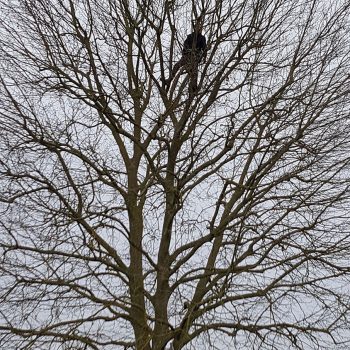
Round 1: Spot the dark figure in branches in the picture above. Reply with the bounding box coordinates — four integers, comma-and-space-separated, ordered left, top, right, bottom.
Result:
164, 19, 207, 93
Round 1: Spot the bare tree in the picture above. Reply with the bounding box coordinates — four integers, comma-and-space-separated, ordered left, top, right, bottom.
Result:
1, 0, 350, 349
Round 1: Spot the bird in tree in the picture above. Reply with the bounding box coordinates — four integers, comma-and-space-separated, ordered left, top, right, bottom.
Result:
164, 16, 207, 93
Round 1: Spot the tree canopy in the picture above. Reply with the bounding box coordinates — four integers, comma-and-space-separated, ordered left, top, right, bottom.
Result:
1, 0, 350, 349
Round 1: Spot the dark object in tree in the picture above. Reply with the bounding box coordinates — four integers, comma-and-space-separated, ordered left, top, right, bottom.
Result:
164, 25, 207, 93
182, 32, 207, 55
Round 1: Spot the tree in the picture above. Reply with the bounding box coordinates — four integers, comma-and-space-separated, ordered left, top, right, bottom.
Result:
1, 0, 350, 349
